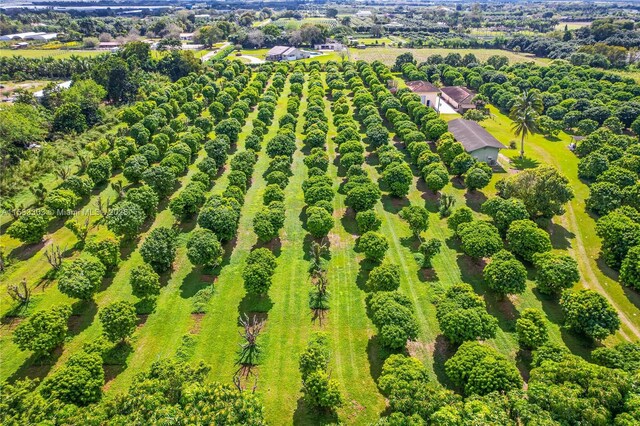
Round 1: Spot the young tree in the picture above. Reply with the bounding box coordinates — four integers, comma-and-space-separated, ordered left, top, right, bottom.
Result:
105, 201, 146, 239
6, 209, 52, 244
306, 206, 334, 238
40, 351, 104, 406
457, 221, 503, 260
345, 183, 381, 212
355, 209, 382, 233
532, 252, 580, 295
483, 250, 527, 298
140, 227, 178, 273
242, 248, 277, 296
358, 232, 389, 262
418, 238, 442, 268
13, 305, 71, 357
399, 205, 429, 238
186, 229, 223, 268
447, 207, 474, 233
130, 263, 160, 300
58, 255, 106, 300
506, 219, 552, 262
516, 308, 548, 349
367, 262, 401, 292
302, 370, 343, 411
481, 197, 529, 235
560, 289, 620, 340
99, 301, 137, 343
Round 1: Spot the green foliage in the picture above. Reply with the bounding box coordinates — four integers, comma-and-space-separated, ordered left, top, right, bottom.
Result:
306, 206, 334, 238
85, 236, 120, 270
620, 245, 640, 290
418, 238, 441, 268
99, 301, 137, 343
302, 370, 343, 411
496, 165, 574, 218
481, 197, 529, 235
125, 185, 159, 217
106, 201, 146, 239
367, 291, 419, 349
447, 207, 474, 233
436, 283, 498, 344
457, 221, 503, 259
506, 219, 552, 262
532, 252, 580, 295
483, 250, 527, 297
596, 206, 640, 268
13, 305, 71, 357
242, 248, 277, 296
586, 181, 623, 215
367, 262, 401, 292
187, 229, 223, 267
355, 209, 382, 233
139, 227, 178, 273
123, 154, 149, 183
399, 205, 430, 238
592, 342, 640, 373
445, 341, 522, 396
44, 189, 80, 212
346, 183, 381, 212
60, 176, 94, 198
383, 162, 413, 197
358, 231, 389, 262
129, 263, 160, 300
198, 197, 240, 242
40, 351, 104, 406
86, 155, 112, 185
516, 308, 548, 349
142, 165, 177, 198
560, 289, 620, 340
58, 255, 106, 300
6, 208, 52, 244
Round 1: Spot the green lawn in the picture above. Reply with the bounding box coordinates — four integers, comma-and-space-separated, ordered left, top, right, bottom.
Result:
349, 47, 550, 66
0, 49, 103, 59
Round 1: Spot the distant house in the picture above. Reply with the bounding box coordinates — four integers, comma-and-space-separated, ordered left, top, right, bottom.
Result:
180, 33, 195, 41
98, 41, 122, 50
440, 86, 476, 113
314, 41, 344, 51
265, 46, 310, 62
0, 32, 58, 41
447, 118, 506, 165
405, 80, 441, 108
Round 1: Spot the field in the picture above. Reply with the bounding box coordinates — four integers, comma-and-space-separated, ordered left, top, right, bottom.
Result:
349, 46, 551, 66
0, 49, 103, 59
1, 58, 639, 425
555, 21, 592, 30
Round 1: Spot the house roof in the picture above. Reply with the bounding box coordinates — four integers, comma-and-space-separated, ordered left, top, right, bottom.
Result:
441, 86, 475, 105
267, 45, 296, 56
406, 80, 441, 93
447, 118, 507, 152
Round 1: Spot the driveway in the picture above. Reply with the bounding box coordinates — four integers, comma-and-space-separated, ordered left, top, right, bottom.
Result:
200, 42, 230, 62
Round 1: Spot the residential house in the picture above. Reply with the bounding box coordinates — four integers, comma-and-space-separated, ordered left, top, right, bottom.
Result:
180, 33, 195, 41
405, 80, 441, 108
440, 86, 477, 113
314, 41, 344, 51
447, 118, 506, 165
265, 46, 310, 62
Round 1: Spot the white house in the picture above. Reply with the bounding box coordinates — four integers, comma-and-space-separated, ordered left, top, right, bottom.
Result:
265, 46, 310, 62
405, 80, 441, 108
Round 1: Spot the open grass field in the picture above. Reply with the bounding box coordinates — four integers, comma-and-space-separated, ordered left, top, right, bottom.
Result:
1, 60, 638, 424
349, 47, 551, 66
555, 21, 592, 31
0, 49, 103, 59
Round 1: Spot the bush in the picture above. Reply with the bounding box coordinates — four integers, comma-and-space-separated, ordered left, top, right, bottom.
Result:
243, 248, 277, 295
140, 227, 178, 273
130, 263, 160, 300
346, 183, 381, 212
358, 231, 389, 262
125, 185, 159, 218
6, 209, 52, 244
516, 308, 548, 349
447, 207, 474, 233
506, 219, 552, 262
85, 236, 120, 270
106, 201, 146, 238
483, 250, 527, 297
187, 229, 223, 267
58, 255, 106, 300
61, 176, 94, 197
87, 156, 112, 185
560, 289, 620, 340
99, 301, 137, 343
13, 305, 71, 357
436, 283, 497, 344
367, 262, 401, 291
532, 252, 580, 295
306, 206, 334, 238
40, 351, 104, 406
620, 245, 640, 290
355, 209, 381, 233
457, 221, 503, 259
367, 291, 419, 349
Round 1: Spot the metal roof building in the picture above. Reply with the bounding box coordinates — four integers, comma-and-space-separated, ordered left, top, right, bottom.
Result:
447, 118, 506, 165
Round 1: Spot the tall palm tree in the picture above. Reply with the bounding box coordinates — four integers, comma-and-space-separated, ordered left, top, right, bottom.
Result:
509, 90, 543, 159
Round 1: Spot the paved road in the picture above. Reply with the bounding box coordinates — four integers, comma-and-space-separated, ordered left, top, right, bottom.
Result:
200, 42, 230, 62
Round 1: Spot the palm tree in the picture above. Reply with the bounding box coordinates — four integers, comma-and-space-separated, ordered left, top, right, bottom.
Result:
509, 90, 543, 159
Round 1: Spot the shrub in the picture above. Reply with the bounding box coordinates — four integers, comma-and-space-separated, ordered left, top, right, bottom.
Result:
516, 308, 548, 349
560, 289, 620, 340
355, 209, 382, 233
506, 219, 552, 262
140, 227, 178, 273
187, 229, 223, 267
532, 252, 580, 295
13, 305, 72, 357
358, 231, 389, 262
58, 255, 106, 300
367, 262, 401, 291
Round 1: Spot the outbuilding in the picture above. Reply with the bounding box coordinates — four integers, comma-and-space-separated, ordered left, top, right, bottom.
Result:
447, 118, 506, 165
440, 86, 476, 113
405, 80, 441, 108
265, 46, 310, 62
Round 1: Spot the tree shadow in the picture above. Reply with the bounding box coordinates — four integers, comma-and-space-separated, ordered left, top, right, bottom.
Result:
238, 293, 274, 318
180, 267, 208, 299
366, 334, 391, 383
9, 238, 48, 262
8, 346, 62, 383
464, 190, 487, 212
595, 255, 621, 283
339, 207, 359, 235
292, 397, 339, 426
356, 259, 376, 292
252, 237, 282, 257
417, 182, 440, 213
450, 176, 465, 190
176, 216, 198, 233
516, 348, 532, 383
68, 299, 98, 337
622, 285, 640, 312
381, 193, 409, 214
432, 334, 457, 390
102, 341, 134, 366
510, 156, 540, 170
418, 267, 439, 283
547, 222, 575, 250
134, 297, 157, 315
